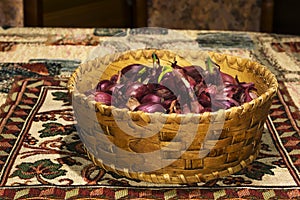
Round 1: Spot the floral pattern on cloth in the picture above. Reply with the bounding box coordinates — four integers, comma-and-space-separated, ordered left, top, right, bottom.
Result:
147, 0, 262, 31
0, 76, 298, 200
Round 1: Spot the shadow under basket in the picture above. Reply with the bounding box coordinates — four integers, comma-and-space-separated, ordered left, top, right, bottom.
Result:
67, 49, 278, 184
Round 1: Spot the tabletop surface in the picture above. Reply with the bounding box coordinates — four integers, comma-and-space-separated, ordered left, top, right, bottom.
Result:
0, 27, 299, 199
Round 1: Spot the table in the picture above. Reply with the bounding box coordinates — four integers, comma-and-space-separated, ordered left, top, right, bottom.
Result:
0, 27, 299, 199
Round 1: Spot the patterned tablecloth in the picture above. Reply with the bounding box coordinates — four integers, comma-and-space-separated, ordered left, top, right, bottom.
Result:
0, 27, 300, 199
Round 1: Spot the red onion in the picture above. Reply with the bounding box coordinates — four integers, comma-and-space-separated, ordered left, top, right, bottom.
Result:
87, 54, 258, 114
125, 82, 149, 100
135, 103, 166, 113
141, 93, 162, 104
121, 64, 145, 76
174, 68, 197, 87
155, 88, 175, 100
220, 71, 237, 85
94, 91, 112, 105
198, 92, 211, 107
96, 80, 113, 92
160, 73, 178, 93
162, 99, 173, 109
184, 65, 204, 83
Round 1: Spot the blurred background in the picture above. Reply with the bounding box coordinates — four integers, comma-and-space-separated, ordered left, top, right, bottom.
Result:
1, 0, 300, 35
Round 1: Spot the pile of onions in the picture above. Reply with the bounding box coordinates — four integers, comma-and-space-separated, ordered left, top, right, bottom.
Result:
85, 53, 257, 114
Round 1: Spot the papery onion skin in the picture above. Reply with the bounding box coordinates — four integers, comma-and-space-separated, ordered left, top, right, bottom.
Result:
184, 65, 204, 83
126, 97, 140, 111
198, 92, 211, 107
147, 83, 175, 100
155, 88, 175, 100
220, 71, 237, 85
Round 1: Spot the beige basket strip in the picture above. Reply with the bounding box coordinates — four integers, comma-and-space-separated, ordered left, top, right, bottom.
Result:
81, 118, 263, 183
86, 145, 260, 184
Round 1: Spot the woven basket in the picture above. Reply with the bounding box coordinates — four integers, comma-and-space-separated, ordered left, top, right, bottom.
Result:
67, 49, 278, 184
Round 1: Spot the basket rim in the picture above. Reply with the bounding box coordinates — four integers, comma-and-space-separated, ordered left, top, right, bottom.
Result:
67, 48, 278, 118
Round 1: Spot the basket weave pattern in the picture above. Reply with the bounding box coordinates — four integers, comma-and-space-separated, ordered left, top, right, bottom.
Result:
68, 49, 278, 184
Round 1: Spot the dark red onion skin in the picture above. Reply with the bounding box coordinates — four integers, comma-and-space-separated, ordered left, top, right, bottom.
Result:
121, 64, 152, 82
121, 64, 145, 76
87, 55, 258, 114
171, 64, 204, 88
154, 88, 175, 100
162, 99, 173, 109
220, 71, 237, 85
93, 91, 112, 105
135, 103, 166, 113
146, 83, 160, 91
159, 72, 177, 92
110, 74, 118, 83
147, 83, 175, 99
173, 68, 197, 87
96, 80, 114, 92
204, 85, 217, 96
198, 92, 211, 107
140, 93, 162, 104
125, 82, 149, 100
183, 65, 204, 83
